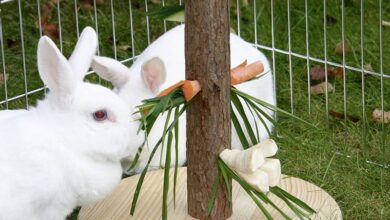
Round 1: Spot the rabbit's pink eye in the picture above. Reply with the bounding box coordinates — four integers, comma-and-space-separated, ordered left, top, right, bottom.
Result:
93, 110, 108, 121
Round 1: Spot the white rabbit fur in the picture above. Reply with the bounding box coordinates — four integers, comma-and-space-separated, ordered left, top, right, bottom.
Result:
0, 27, 143, 220
0, 110, 27, 123
92, 24, 275, 174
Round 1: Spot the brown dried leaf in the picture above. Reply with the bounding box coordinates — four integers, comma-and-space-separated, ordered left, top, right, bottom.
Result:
372, 109, 390, 123
328, 67, 344, 79
118, 44, 131, 51
96, 0, 105, 5
310, 82, 334, 95
329, 110, 360, 122
40, 3, 53, 22
7, 39, 18, 49
326, 14, 337, 26
43, 23, 59, 40
79, 0, 93, 10
310, 65, 326, 80
335, 41, 351, 56
0, 73, 8, 84
363, 64, 373, 72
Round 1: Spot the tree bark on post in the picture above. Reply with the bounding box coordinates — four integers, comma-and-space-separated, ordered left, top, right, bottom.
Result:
185, 0, 231, 219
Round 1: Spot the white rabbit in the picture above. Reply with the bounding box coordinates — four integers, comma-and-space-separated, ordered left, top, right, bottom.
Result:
92, 24, 275, 174
0, 110, 27, 122
0, 27, 143, 220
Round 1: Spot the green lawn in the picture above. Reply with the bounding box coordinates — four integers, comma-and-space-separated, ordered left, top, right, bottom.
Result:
0, 0, 389, 219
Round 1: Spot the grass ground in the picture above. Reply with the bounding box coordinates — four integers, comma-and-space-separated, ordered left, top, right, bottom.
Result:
0, 0, 389, 219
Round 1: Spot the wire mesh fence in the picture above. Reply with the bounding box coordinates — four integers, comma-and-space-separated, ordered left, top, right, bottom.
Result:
0, 0, 389, 169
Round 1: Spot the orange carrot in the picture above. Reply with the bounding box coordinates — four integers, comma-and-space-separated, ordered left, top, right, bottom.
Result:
182, 80, 201, 101
231, 61, 264, 85
156, 59, 264, 102
231, 59, 248, 72
157, 80, 185, 97
157, 79, 200, 101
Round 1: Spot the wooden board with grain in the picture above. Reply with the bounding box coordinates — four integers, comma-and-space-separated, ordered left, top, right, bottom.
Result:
79, 167, 342, 220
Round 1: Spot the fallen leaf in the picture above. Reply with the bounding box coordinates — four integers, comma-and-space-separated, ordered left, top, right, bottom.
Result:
96, 0, 104, 5
382, 20, 390, 27
328, 67, 344, 79
310, 65, 326, 80
7, 39, 18, 49
42, 22, 59, 40
0, 73, 8, 84
79, 0, 93, 10
310, 82, 334, 95
372, 109, 390, 123
40, 3, 53, 22
118, 44, 131, 51
48, 0, 62, 6
326, 14, 337, 26
335, 41, 351, 56
329, 110, 360, 122
363, 64, 373, 72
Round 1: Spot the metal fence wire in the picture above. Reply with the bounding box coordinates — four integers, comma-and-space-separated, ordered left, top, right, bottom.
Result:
0, 0, 388, 168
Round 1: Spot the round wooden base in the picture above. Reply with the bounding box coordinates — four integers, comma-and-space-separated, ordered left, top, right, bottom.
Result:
79, 168, 341, 219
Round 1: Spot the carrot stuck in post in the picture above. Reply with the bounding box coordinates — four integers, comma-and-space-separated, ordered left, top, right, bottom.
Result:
182, 80, 201, 101
158, 80, 186, 97
231, 60, 264, 85
156, 60, 264, 101
157, 79, 200, 102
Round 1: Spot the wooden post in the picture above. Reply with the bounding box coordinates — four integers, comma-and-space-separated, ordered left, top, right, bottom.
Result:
185, 0, 231, 219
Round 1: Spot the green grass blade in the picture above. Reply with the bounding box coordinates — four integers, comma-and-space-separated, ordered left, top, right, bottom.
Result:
246, 189, 274, 220
244, 98, 273, 138
130, 139, 163, 215
271, 189, 308, 219
162, 131, 173, 220
173, 106, 180, 208
243, 99, 261, 142
232, 88, 315, 128
272, 187, 316, 214
219, 159, 310, 220
245, 99, 299, 142
231, 107, 250, 149
218, 160, 232, 201
146, 5, 185, 19
165, 10, 185, 22
131, 105, 187, 215
206, 169, 221, 215
231, 91, 258, 145
251, 190, 292, 220
127, 144, 144, 172
160, 108, 173, 168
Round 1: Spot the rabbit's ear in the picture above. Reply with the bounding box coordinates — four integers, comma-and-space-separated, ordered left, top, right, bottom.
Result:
141, 57, 166, 94
38, 36, 76, 98
91, 56, 129, 88
68, 27, 98, 79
